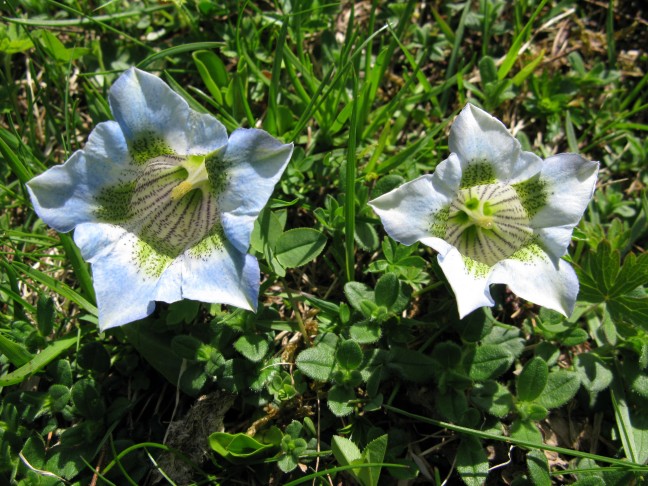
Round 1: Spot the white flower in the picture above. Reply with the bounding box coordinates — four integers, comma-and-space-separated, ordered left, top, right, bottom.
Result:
27, 68, 293, 330
369, 103, 598, 318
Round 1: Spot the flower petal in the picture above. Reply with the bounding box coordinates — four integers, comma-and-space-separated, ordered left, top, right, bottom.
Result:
217, 128, 293, 254
436, 246, 495, 318
449, 103, 542, 184
528, 153, 598, 258
182, 234, 260, 311
491, 242, 579, 316
74, 223, 182, 330
109, 68, 228, 157
368, 153, 462, 245
26, 122, 132, 232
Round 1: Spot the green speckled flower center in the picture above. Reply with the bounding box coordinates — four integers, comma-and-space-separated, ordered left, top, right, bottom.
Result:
95, 154, 225, 269
446, 183, 533, 266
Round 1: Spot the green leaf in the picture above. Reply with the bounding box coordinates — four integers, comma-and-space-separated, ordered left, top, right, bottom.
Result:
278, 451, 300, 473
171, 335, 209, 361
479, 56, 498, 84
510, 418, 543, 444
275, 228, 327, 268
36, 295, 54, 337
0, 335, 77, 386
35, 29, 90, 62
71, 379, 105, 420
46, 444, 85, 480
331, 435, 362, 471
0, 23, 34, 54
166, 300, 200, 325
608, 294, 648, 330
517, 357, 548, 402
534, 370, 580, 410
349, 320, 382, 344
456, 435, 488, 486
432, 341, 463, 369
0, 333, 33, 367
12, 262, 98, 316
387, 347, 437, 383
193, 50, 228, 104
483, 326, 525, 358
21, 435, 46, 470
360, 434, 388, 486
336, 340, 363, 371
374, 273, 399, 309
518, 402, 549, 421
354, 220, 379, 251
251, 208, 284, 253
574, 353, 613, 394
296, 344, 336, 382
48, 384, 71, 413
470, 380, 514, 418
577, 242, 648, 330
527, 449, 551, 486
436, 389, 467, 423
234, 334, 270, 362
209, 427, 282, 464
465, 344, 514, 381
456, 309, 494, 343
328, 385, 355, 417
77, 342, 111, 373
344, 281, 375, 312
497, 0, 549, 79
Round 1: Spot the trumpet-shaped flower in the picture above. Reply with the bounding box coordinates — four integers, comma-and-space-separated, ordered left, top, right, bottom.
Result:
27, 68, 293, 330
369, 103, 598, 318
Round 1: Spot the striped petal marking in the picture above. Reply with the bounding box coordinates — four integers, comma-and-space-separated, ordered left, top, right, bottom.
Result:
94, 150, 227, 276
445, 183, 533, 266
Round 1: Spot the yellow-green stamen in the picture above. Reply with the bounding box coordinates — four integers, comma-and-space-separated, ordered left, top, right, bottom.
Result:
171, 154, 210, 201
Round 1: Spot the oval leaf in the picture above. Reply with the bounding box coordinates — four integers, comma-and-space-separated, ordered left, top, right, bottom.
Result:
275, 228, 327, 268
517, 356, 548, 402
534, 370, 580, 410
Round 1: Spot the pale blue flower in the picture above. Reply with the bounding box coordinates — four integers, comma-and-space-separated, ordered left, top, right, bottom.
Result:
370, 103, 598, 318
27, 68, 293, 330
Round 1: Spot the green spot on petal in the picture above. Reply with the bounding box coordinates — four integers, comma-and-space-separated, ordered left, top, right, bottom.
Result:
460, 162, 496, 188
462, 255, 491, 278
205, 149, 231, 195
512, 177, 548, 218
429, 206, 449, 238
134, 238, 174, 277
94, 181, 136, 222
187, 224, 226, 259
129, 131, 176, 165
509, 241, 549, 264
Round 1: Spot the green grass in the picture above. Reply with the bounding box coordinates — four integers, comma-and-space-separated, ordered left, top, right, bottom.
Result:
1, 1, 647, 485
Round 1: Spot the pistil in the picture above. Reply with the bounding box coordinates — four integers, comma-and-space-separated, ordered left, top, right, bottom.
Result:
171, 154, 210, 201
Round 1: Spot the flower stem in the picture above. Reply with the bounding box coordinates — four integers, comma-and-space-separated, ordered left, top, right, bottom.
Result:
344, 67, 359, 283
282, 281, 311, 347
